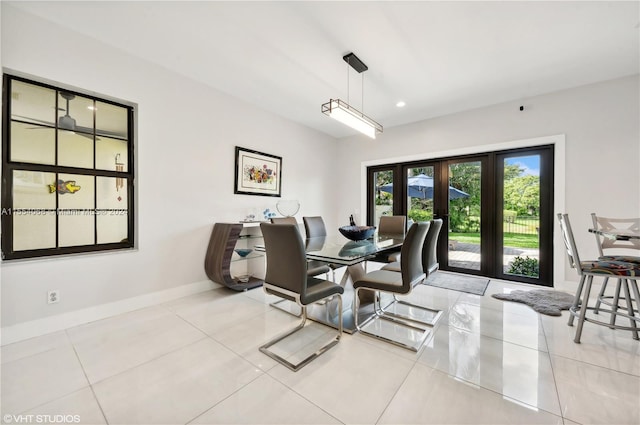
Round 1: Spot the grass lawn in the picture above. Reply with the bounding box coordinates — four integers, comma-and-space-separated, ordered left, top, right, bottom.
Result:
449, 232, 539, 249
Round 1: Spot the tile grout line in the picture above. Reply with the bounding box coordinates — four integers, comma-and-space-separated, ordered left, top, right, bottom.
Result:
411, 281, 565, 421
372, 353, 422, 424
183, 372, 266, 425
416, 362, 566, 422
547, 349, 640, 378
171, 302, 296, 372
260, 332, 416, 425
67, 329, 111, 425
68, 329, 110, 424
5, 332, 88, 417
84, 292, 273, 425
541, 316, 640, 378
423, 343, 564, 419
82, 336, 208, 387
540, 314, 569, 425
264, 363, 347, 425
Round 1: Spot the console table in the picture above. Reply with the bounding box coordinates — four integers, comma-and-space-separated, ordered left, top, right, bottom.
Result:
204, 222, 265, 291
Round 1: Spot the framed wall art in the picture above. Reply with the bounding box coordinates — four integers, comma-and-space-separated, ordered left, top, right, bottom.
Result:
234, 146, 281, 197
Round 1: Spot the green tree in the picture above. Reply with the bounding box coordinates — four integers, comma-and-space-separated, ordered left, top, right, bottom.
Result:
504, 163, 523, 180
504, 175, 539, 215
375, 170, 393, 205
448, 162, 481, 232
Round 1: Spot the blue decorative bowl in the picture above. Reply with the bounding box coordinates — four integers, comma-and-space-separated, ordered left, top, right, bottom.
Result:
338, 225, 376, 241
234, 248, 253, 257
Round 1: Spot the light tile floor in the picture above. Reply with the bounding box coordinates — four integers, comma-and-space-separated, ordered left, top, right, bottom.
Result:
2, 273, 639, 425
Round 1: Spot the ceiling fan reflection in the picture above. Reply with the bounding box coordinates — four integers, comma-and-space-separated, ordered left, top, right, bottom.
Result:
18, 91, 121, 140
18, 92, 95, 140
58, 92, 78, 131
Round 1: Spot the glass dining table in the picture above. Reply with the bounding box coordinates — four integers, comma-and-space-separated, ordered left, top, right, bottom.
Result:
255, 232, 405, 333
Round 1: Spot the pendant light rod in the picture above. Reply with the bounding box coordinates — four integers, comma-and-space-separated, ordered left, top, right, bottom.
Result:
346, 56, 350, 105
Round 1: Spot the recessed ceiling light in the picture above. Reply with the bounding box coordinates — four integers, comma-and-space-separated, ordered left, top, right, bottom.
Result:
396, 101, 406, 108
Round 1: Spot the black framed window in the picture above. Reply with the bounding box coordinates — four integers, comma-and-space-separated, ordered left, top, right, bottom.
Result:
2, 74, 135, 260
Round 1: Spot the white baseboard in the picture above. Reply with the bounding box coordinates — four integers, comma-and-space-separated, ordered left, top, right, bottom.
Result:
1, 280, 221, 346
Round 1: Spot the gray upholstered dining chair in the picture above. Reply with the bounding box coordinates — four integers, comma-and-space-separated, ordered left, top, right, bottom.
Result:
271, 216, 331, 279
270, 217, 297, 225
557, 213, 639, 342
382, 218, 443, 280
268, 216, 331, 317
303, 216, 328, 238
303, 216, 344, 281
379, 215, 406, 234
353, 222, 442, 351
259, 223, 344, 371
422, 219, 443, 276
590, 213, 640, 325
371, 215, 407, 263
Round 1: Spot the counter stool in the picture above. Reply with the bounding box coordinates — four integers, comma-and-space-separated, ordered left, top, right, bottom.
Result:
590, 213, 640, 328
557, 214, 639, 343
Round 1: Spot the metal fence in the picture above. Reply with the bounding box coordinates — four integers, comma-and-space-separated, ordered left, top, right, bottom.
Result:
504, 216, 539, 235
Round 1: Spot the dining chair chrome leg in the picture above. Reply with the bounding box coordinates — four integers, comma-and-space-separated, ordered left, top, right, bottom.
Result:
260, 298, 342, 372
354, 287, 378, 330
269, 298, 303, 317
354, 288, 434, 351
568, 275, 586, 327
383, 294, 442, 327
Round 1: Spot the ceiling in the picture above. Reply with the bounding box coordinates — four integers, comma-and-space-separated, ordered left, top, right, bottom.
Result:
8, 1, 640, 138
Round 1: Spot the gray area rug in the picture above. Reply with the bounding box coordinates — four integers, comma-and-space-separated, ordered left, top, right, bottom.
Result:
424, 272, 489, 296
491, 289, 575, 316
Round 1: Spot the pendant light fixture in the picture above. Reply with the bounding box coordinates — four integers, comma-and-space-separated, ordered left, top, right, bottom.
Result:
321, 53, 383, 139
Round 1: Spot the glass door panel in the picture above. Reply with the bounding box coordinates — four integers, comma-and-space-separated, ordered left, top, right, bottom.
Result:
366, 145, 552, 285
373, 169, 394, 226
501, 154, 541, 279
405, 166, 435, 225
447, 161, 482, 271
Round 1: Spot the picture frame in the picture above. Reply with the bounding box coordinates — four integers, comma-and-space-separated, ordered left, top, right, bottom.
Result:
234, 146, 282, 197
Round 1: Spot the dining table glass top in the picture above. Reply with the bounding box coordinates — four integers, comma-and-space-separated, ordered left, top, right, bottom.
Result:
303, 233, 405, 265
254, 232, 405, 266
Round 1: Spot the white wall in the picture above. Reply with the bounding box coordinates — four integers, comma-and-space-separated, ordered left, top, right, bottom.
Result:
335, 75, 640, 284
0, 5, 339, 337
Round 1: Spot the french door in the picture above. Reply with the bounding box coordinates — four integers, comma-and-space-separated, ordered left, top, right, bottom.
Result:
367, 146, 553, 286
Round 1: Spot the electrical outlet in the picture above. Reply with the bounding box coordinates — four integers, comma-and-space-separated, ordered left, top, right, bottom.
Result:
48, 290, 60, 304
